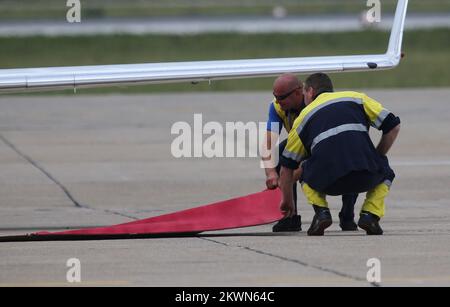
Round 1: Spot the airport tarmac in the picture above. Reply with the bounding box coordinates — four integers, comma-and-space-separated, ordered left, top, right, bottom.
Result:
0, 89, 449, 287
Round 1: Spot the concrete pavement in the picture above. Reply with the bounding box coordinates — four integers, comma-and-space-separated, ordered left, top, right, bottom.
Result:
0, 89, 449, 286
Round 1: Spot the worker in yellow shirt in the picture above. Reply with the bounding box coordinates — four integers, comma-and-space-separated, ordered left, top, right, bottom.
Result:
278, 73, 400, 235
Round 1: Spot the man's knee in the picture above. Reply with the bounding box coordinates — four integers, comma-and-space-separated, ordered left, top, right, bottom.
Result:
302, 183, 327, 206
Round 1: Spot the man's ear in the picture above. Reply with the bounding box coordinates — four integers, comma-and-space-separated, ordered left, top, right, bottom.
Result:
306, 86, 314, 98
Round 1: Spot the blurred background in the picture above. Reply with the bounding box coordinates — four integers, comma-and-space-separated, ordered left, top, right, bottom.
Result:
0, 0, 449, 94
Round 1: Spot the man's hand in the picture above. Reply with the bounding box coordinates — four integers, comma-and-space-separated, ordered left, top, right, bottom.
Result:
293, 166, 303, 182
280, 199, 295, 218
266, 173, 279, 190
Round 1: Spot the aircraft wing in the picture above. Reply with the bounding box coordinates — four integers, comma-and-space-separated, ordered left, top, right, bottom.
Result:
0, 0, 407, 93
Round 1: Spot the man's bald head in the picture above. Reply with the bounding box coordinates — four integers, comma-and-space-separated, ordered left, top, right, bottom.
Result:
272, 73, 304, 112
273, 73, 300, 94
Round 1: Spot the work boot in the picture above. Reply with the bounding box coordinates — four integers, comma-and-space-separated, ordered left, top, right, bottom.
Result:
272, 215, 302, 232
307, 206, 332, 236
358, 211, 383, 235
339, 211, 358, 231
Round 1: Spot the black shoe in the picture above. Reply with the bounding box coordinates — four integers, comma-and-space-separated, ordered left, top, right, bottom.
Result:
272, 215, 302, 232
307, 206, 332, 236
358, 211, 383, 235
339, 212, 358, 231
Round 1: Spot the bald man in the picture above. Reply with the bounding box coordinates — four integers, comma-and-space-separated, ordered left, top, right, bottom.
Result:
263, 73, 358, 232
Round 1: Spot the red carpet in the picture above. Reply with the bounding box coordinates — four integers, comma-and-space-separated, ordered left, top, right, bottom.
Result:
32, 189, 283, 238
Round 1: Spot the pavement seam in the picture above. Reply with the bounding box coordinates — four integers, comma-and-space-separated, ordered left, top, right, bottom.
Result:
103, 209, 139, 220
0, 133, 86, 208
199, 237, 380, 287
0, 133, 139, 221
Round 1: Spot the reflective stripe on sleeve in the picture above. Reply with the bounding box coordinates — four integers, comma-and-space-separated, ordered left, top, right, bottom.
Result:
372, 109, 390, 129
383, 179, 392, 188
282, 149, 303, 162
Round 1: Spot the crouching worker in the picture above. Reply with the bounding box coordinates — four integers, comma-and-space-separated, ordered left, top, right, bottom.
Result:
263, 73, 358, 232
278, 73, 400, 236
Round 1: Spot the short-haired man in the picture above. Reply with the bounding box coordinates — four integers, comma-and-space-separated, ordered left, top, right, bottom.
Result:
278, 73, 400, 235
264, 73, 359, 232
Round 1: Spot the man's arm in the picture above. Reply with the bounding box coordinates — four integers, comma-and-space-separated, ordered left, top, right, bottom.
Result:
263, 102, 283, 189
361, 93, 401, 155
263, 131, 279, 189
263, 130, 302, 189
278, 124, 305, 217
377, 123, 400, 155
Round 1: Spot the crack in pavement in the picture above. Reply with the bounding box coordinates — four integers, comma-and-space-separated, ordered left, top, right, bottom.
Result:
0, 133, 86, 209
0, 133, 139, 221
199, 237, 380, 287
